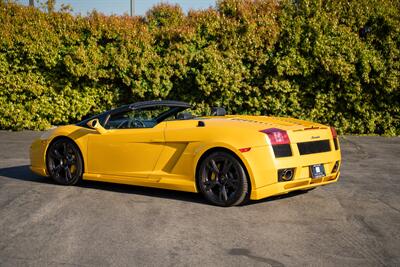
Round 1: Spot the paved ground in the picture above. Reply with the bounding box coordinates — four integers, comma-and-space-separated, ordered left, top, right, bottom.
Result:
0, 131, 399, 267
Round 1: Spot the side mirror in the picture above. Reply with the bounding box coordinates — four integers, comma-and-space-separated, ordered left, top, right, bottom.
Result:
87, 118, 106, 134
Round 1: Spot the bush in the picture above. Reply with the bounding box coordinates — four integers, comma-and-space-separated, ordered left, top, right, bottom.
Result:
0, 0, 398, 135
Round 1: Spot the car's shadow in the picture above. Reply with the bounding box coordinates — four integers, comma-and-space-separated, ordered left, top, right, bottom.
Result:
0, 165, 309, 206
0, 165, 207, 205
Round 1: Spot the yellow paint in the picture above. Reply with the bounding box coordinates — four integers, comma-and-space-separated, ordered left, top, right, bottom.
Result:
30, 115, 341, 201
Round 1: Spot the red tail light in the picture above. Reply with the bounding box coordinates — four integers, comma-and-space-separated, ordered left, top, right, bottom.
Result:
330, 127, 337, 138
260, 128, 290, 145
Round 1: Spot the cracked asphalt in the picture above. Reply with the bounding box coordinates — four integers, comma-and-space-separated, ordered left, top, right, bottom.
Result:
0, 131, 399, 266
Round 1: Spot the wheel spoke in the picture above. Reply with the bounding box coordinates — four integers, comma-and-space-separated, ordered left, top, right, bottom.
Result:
204, 180, 218, 190
226, 172, 238, 188
51, 149, 63, 159
226, 179, 238, 189
53, 164, 62, 174
221, 159, 232, 176
62, 142, 68, 157
219, 185, 228, 202
64, 166, 72, 181
209, 159, 220, 174
66, 154, 75, 164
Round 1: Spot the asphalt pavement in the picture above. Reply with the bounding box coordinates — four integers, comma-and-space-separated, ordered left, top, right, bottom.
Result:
0, 131, 399, 266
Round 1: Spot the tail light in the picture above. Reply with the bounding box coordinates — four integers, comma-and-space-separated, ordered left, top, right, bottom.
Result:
330, 127, 339, 150
330, 127, 337, 138
260, 128, 290, 145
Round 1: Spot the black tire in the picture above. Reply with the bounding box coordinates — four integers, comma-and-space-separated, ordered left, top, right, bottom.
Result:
197, 151, 249, 207
46, 138, 83, 185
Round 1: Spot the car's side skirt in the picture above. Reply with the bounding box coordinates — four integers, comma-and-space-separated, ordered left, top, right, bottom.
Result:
83, 173, 197, 193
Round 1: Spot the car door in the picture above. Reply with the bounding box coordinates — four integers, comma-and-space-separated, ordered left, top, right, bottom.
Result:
86, 107, 167, 178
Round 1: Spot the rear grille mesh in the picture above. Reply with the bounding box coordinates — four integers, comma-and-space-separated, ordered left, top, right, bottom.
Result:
297, 140, 331, 155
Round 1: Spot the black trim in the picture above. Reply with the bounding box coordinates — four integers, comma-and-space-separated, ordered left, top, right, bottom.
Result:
129, 100, 191, 110
272, 144, 292, 158
155, 107, 188, 123
211, 107, 226, 116
333, 138, 339, 150
297, 140, 331, 155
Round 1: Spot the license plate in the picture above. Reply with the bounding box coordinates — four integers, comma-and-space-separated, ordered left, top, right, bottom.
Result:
310, 164, 326, 178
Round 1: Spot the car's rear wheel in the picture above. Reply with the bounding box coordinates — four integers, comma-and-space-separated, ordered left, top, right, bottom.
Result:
46, 138, 83, 185
197, 151, 249, 207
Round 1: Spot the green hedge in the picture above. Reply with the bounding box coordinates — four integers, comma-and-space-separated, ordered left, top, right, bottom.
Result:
0, 0, 399, 135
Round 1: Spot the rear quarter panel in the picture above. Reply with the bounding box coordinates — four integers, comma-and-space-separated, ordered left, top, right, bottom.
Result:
161, 120, 273, 191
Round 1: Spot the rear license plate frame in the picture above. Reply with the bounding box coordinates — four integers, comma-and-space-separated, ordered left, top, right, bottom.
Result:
310, 164, 326, 178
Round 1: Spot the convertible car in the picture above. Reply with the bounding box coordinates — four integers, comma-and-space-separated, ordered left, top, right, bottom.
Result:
30, 100, 341, 206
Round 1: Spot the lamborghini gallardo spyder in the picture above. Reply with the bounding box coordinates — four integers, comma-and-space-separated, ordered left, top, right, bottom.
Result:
30, 100, 341, 206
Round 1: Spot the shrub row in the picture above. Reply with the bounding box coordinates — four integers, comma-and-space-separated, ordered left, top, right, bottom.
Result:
0, 0, 399, 134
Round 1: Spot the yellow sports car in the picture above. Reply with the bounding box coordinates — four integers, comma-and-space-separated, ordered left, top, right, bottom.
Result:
30, 100, 341, 206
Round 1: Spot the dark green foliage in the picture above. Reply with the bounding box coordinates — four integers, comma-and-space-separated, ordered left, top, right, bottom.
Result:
0, 0, 398, 134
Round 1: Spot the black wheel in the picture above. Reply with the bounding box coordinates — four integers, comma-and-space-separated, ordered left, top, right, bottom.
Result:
197, 151, 249, 207
46, 138, 83, 185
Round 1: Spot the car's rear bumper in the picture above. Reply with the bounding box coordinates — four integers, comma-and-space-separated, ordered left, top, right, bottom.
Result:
250, 172, 340, 200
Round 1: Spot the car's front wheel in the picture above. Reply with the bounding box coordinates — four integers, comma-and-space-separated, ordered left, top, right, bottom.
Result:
197, 151, 249, 207
46, 138, 83, 185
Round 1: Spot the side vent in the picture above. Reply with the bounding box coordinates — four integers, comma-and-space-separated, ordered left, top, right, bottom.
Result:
197, 121, 205, 127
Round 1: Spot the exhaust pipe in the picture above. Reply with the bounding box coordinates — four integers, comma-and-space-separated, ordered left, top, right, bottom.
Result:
278, 168, 295, 182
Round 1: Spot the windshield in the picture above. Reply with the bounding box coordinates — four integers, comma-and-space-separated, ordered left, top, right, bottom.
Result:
76, 101, 196, 129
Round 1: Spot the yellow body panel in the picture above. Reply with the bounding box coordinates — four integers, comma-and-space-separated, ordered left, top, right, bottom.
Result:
30, 115, 341, 201
86, 124, 165, 178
